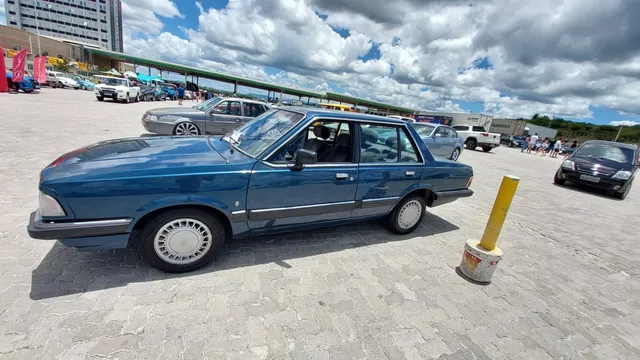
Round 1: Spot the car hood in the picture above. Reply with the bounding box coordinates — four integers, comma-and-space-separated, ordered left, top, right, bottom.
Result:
571, 155, 633, 175
41, 136, 254, 184
147, 107, 203, 117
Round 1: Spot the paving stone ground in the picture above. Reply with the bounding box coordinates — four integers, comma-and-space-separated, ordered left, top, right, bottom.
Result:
0, 90, 639, 360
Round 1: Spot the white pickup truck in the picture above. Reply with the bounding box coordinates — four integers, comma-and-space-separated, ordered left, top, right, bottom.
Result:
94, 77, 141, 103
452, 125, 501, 152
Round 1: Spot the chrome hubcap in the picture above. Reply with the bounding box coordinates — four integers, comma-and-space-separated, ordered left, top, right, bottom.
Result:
175, 123, 199, 136
153, 218, 212, 265
452, 149, 459, 161
398, 200, 423, 229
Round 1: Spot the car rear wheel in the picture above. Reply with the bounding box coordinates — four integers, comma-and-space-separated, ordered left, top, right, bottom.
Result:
482, 146, 492, 152
96, 96, 104, 101
174, 122, 200, 136
139, 208, 225, 273
450, 148, 461, 161
466, 138, 477, 151
387, 195, 426, 234
135, 94, 140, 102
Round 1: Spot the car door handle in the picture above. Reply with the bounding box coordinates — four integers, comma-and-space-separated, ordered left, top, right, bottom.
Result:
336, 173, 348, 180
406, 171, 415, 176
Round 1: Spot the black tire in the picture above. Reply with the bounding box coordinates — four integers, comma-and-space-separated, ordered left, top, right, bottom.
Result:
138, 208, 226, 273
466, 138, 477, 151
125, 93, 130, 103
553, 172, 566, 185
387, 194, 427, 234
482, 146, 492, 152
97, 96, 104, 101
450, 147, 461, 161
135, 94, 140, 102
614, 181, 632, 200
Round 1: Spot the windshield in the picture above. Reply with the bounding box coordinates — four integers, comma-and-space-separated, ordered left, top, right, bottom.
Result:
103, 78, 128, 86
411, 123, 437, 137
574, 143, 635, 164
223, 109, 304, 157
194, 97, 223, 112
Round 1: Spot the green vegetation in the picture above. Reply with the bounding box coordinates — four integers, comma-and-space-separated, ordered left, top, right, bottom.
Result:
521, 114, 640, 143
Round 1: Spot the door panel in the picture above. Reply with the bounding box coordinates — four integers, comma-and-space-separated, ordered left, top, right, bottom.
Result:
247, 162, 359, 230
206, 100, 242, 134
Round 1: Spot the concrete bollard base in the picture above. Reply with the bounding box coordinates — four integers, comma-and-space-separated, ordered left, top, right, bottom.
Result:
459, 239, 504, 284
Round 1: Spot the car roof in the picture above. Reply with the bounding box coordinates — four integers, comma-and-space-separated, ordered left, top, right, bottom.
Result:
582, 140, 638, 150
283, 107, 408, 125
220, 97, 269, 105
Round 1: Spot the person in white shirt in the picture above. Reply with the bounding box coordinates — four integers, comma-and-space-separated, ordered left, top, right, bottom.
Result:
526, 133, 539, 154
551, 138, 562, 158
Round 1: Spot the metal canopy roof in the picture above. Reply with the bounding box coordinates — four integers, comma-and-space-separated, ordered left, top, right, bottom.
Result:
325, 92, 414, 113
87, 48, 417, 114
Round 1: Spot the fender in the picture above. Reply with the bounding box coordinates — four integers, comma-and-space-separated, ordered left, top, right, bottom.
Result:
127, 194, 232, 232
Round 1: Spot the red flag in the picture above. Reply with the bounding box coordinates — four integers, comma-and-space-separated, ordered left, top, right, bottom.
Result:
0, 46, 8, 92
12, 49, 27, 83
33, 56, 46, 83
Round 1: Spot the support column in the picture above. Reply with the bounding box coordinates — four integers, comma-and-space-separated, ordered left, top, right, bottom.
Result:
267, 90, 270, 102
234, 81, 238, 95
279, 90, 283, 104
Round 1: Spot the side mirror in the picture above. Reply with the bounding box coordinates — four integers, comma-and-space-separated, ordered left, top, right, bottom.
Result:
434, 133, 442, 138
291, 149, 317, 170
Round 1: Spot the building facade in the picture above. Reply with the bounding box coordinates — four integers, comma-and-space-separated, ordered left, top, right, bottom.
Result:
4, 0, 123, 52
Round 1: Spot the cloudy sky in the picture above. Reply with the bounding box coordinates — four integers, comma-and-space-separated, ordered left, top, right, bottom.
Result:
3, 0, 640, 125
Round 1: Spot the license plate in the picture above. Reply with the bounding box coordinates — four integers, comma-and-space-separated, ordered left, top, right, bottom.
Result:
580, 175, 600, 183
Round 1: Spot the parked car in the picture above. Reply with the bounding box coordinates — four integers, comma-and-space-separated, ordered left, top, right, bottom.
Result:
554, 140, 638, 200
410, 123, 464, 161
142, 97, 271, 135
27, 109, 474, 272
184, 90, 194, 100
6, 71, 40, 93
94, 77, 141, 103
45, 71, 79, 89
69, 75, 95, 90
160, 83, 177, 100
388, 115, 416, 123
500, 135, 524, 147
138, 83, 161, 101
452, 125, 501, 152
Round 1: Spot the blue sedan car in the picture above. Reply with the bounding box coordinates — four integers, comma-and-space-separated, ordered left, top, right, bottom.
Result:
28, 109, 474, 272
410, 123, 464, 161
6, 71, 40, 93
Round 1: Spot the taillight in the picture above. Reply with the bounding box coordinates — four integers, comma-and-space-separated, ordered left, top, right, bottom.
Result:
481, 133, 489, 137
466, 176, 473, 188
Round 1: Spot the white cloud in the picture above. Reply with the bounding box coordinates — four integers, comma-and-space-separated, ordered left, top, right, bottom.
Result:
609, 121, 640, 127
121, 0, 183, 36
118, 0, 640, 120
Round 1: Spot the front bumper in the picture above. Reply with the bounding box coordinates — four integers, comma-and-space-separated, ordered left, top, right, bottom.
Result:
95, 90, 127, 99
557, 169, 628, 191
28, 211, 132, 240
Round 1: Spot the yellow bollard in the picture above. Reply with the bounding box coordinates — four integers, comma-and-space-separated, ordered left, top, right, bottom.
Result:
479, 175, 520, 251
458, 175, 519, 283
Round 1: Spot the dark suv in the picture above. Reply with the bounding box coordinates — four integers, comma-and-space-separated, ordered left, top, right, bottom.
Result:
554, 140, 638, 199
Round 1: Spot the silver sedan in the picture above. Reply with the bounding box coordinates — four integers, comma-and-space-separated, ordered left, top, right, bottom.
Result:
410, 123, 465, 161
142, 97, 271, 136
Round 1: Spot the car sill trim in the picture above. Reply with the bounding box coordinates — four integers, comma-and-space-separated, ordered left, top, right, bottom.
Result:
249, 201, 355, 221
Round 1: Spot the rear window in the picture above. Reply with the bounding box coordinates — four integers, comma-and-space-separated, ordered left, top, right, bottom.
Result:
452, 126, 469, 131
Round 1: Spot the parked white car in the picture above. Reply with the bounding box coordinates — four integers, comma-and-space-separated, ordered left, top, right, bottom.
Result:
45, 71, 79, 89
452, 125, 501, 152
94, 77, 141, 103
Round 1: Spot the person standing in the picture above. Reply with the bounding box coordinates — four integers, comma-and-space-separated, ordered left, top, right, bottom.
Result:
526, 133, 539, 154
551, 138, 562, 158
177, 84, 185, 105
521, 135, 530, 153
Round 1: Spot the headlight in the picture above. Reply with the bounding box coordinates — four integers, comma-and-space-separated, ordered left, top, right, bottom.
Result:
562, 160, 575, 170
39, 192, 66, 216
146, 115, 157, 122
117, 89, 124, 93
612, 171, 632, 180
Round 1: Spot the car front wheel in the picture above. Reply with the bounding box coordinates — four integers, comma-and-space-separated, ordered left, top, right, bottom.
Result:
553, 171, 566, 185
387, 195, 426, 234
614, 181, 632, 200
174, 122, 200, 136
96, 96, 104, 101
125, 93, 130, 103
139, 208, 225, 272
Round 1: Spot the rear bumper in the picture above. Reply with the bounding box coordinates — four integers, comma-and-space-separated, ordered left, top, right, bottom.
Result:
431, 189, 474, 207
28, 211, 132, 240
478, 142, 500, 148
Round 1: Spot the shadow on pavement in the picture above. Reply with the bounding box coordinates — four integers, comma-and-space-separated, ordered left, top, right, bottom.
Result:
30, 212, 459, 300
552, 182, 620, 201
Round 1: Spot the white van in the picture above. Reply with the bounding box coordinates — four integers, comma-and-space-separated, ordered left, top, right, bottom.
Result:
45, 71, 79, 89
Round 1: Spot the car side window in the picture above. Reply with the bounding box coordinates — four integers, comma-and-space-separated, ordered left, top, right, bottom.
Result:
452, 125, 468, 131
434, 127, 447, 137
269, 120, 354, 164
243, 103, 265, 117
359, 124, 419, 163
472, 126, 486, 132
449, 128, 458, 138
214, 101, 241, 115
